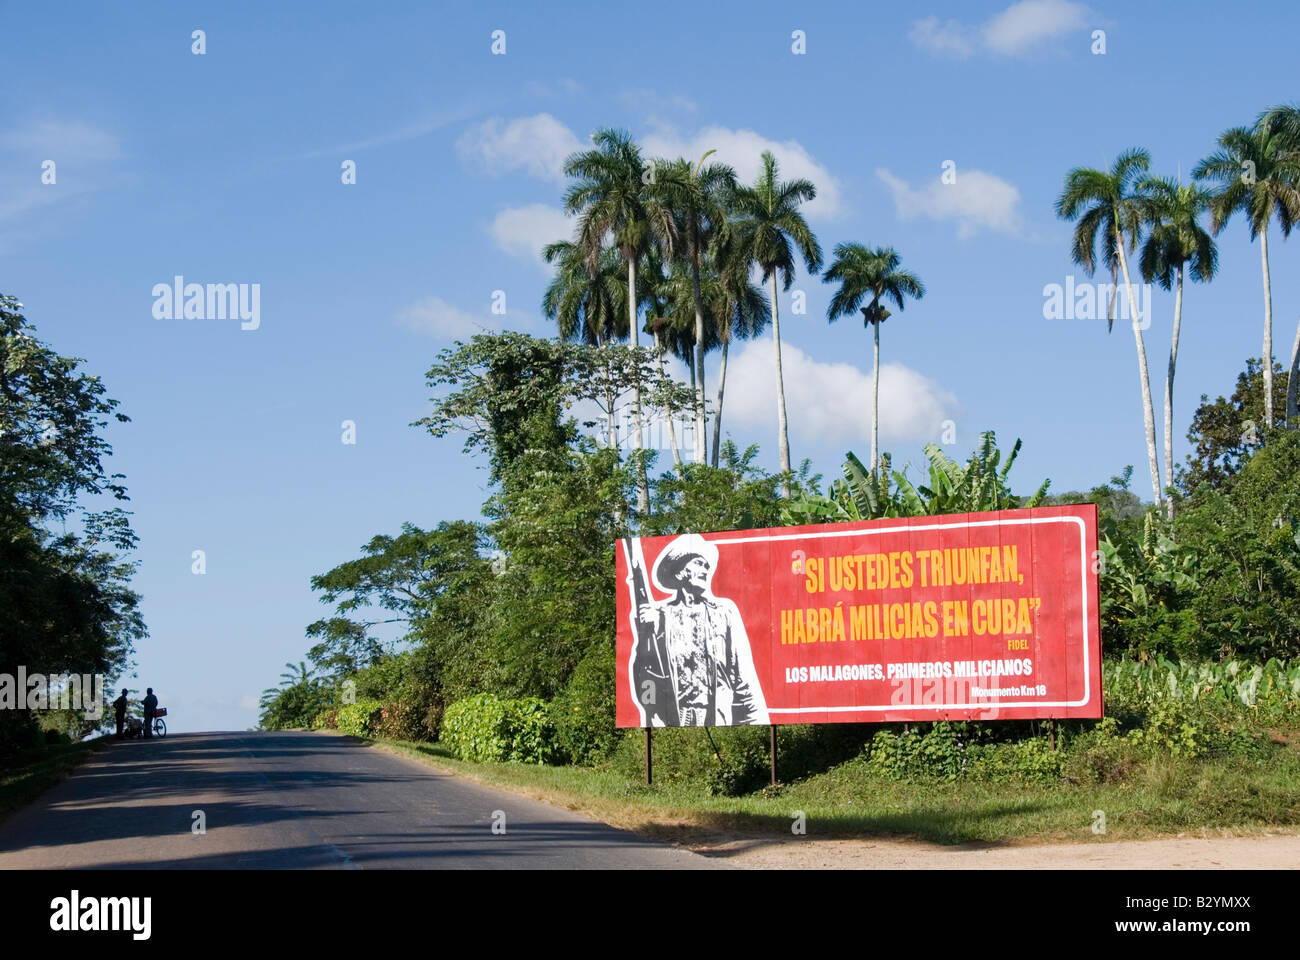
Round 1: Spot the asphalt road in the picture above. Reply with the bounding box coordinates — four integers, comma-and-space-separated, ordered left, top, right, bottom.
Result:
0, 731, 715, 869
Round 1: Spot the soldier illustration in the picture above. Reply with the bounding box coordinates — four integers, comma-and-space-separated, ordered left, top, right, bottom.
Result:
626, 534, 768, 727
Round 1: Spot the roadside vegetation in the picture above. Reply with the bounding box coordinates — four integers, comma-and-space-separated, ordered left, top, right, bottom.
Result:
259, 109, 1300, 842
0, 294, 145, 767
0, 735, 112, 825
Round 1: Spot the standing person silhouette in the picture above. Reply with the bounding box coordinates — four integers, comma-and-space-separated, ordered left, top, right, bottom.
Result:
142, 688, 158, 739
113, 689, 128, 739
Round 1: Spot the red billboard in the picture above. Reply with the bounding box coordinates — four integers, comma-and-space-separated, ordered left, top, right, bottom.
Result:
615, 505, 1101, 727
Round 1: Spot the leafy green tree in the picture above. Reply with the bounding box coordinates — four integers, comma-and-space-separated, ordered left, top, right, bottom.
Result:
484, 414, 630, 700
1135, 176, 1218, 514
822, 243, 926, 478
306, 521, 488, 676
542, 240, 628, 449
1179, 358, 1287, 497
1049, 466, 1147, 528
0, 294, 144, 754
1175, 429, 1300, 660
414, 333, 689, 515
1194, 120, 1300, 432
729, 151, 823, 494
1057, 149, 1164, 509
642, 441, 800, 537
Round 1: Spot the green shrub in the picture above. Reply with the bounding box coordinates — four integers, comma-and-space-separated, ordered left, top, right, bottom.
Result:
550, 643, 619, 766
865, 724, 967, 781
704, 741, 768, 797
337, 699, 383, 737
441, 694, 512, 762
504, 698, 562, 764
964, 737, 1063, 783
378, 692, 443, 743
441, 693, 561, 764
310, 708, 338, 730
608, 724, 771, 789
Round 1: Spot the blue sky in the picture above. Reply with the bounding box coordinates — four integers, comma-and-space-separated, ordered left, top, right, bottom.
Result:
4, 0, 1296, 731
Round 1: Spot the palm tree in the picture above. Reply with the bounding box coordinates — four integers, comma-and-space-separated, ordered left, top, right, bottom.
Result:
542, 239, 628, 449
638, 242, 685, 473
1194, 121, 1300, 432
822, 244, 925, 479
710, 242, 770, 467
653, 153, 737, 463
657, 258, 721, 440
1057, 149, 1164, 509
1136, 176, 1218, 515
279, 661, 316, 687
729, 151, 823, 493
1258, 103, 1300, 426
653, 247, 769, 467
563, 129, 676, 515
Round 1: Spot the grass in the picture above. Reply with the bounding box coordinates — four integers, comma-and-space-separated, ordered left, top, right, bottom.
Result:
362, 733, 1300, 848
0, 736, 112, 825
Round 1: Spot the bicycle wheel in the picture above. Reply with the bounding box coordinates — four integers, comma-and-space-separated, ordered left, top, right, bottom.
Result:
152, 717, 166, 738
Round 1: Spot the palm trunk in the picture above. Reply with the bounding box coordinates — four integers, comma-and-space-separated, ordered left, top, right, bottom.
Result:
712, 331, 730, 467
1107, 262, 1118, 332
1261, 227, 1275, 429
654, 329, 683, 474
1163, 264, 1184, 519
770, 272, 791, 496
871, 314, 881, 480
691, 254, 707, 464
1286, 314, 1300, 427
604, 373, 618, 451
627, 257, 649, 516
1116, 236, 1162, 509
602, 337, 625, 527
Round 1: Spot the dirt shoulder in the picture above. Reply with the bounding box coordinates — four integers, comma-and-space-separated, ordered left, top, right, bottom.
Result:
363, 738, 1300, 869
681, 830, 1300, 869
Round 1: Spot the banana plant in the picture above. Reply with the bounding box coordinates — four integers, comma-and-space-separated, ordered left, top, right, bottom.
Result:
781, 430, 1049, 524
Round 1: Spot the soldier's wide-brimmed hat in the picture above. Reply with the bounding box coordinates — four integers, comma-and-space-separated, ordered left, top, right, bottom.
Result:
652, 534, 719, 592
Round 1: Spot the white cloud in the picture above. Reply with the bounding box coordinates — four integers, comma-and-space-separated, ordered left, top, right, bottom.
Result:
455, 114, 584, 183
984, 0, 1089, 55
876, 167, 1023, 237
297, 108, 472, 159
0, 119, 121, 160
720, 340, 958, 450
0, 118, 120, 225
642, 125, 844, 220
620, 89, 699, 120
910, 0, 1089, 58
909, 17, 976, 57
526, 78, 583, 97
396, 297, 493, 340
489, 203, 572, 268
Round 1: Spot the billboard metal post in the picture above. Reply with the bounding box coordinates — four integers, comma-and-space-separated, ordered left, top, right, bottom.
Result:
770, 725, 778, 786
645, 727, 653, 785
1049, 718, 1056, 751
